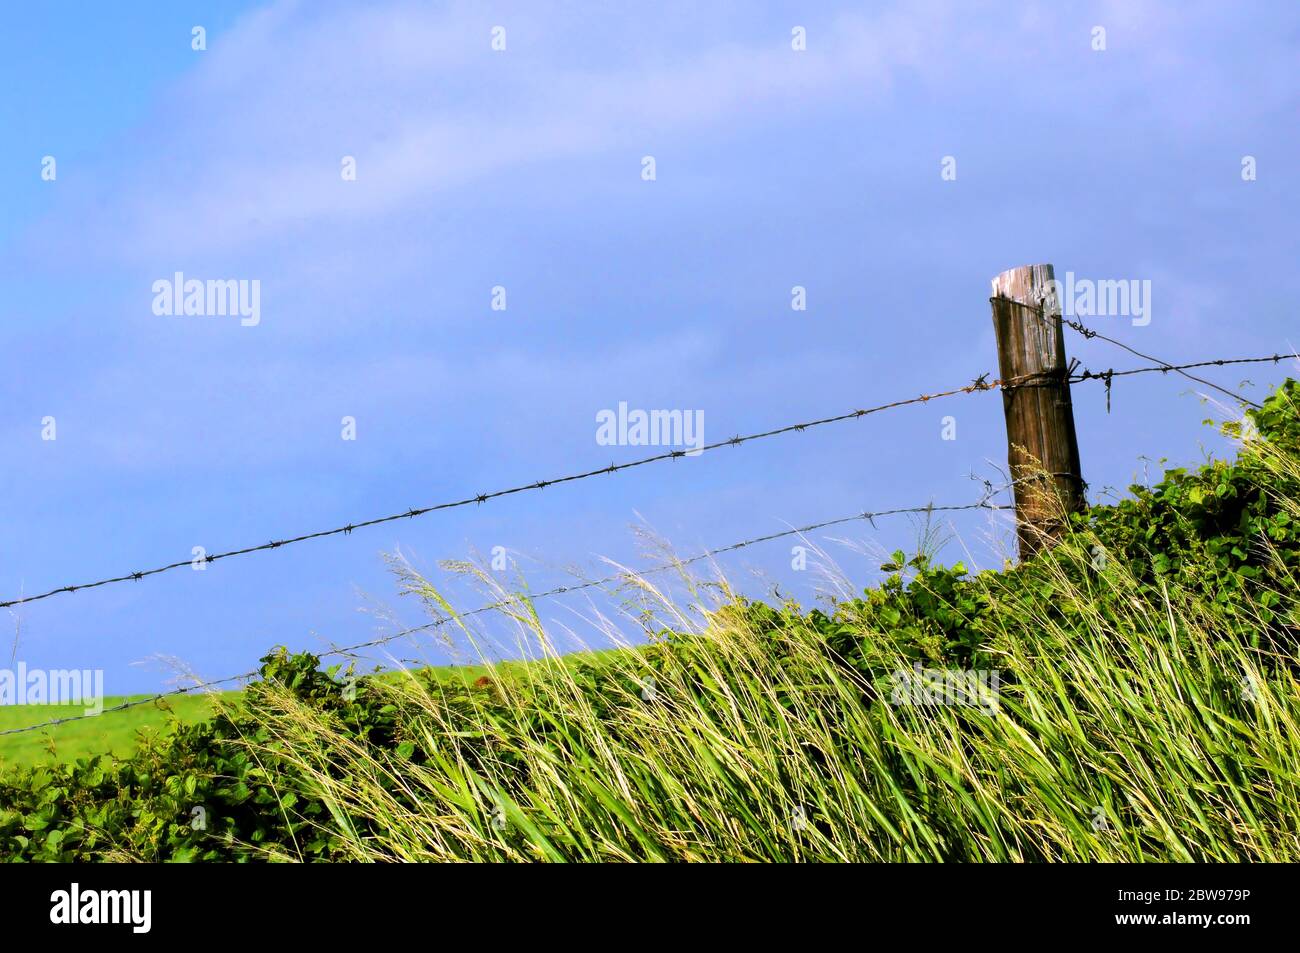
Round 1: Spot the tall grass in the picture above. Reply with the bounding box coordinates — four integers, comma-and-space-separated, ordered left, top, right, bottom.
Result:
232, 402, 1300, 862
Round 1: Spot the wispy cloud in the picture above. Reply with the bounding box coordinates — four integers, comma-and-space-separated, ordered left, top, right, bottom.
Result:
27, 0, 963, 262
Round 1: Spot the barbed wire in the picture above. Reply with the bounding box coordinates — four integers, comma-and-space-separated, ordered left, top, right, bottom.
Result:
1068, 319, 1264, 410
1070, 354, 1294, 411
4, 353, 1292, 615
6, 346, 1292, 739
0, 495, 1013, 738
994, 295, 1268, 408
1073, 354, 1293, 382
0, 372, 1030, 612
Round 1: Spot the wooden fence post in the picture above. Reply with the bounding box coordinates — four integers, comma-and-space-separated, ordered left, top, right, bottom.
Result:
989, 263, 1086, 558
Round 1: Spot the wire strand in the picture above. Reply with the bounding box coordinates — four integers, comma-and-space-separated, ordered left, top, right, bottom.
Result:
0, 496, 1011, 738
4, 354, 1290, 613
9, 341, 1294, 740
0, 374, 1025, 611
992, 295, 1267, 408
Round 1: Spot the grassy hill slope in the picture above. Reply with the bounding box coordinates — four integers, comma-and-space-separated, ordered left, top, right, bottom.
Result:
0, 694, 230, 768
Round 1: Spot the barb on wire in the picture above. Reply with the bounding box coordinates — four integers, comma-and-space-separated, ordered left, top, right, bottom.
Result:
0, 495, 1013, 738
993, 295, 1267, 409
1, 374, 1025, 611
1072, 354, 1292, 384
3, 352, 1289, 615
1066, 314, 1263, 409
1070, 355, 1293, 413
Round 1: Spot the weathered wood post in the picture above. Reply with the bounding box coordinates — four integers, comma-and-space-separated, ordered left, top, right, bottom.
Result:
989, 263, 1086, 558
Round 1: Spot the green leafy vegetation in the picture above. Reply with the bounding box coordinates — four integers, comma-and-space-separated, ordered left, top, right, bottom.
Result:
2, 380, 1298, 862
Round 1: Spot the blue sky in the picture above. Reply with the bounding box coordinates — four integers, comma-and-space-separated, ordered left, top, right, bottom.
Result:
2, 0, 1298, 695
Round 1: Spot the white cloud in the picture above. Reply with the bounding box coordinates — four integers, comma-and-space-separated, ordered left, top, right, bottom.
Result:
46, 0, 961, 261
